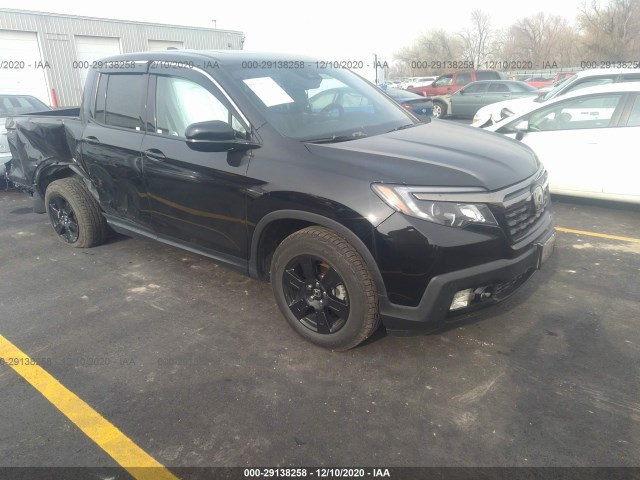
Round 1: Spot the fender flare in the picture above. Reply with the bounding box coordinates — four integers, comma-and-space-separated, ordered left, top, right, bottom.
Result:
248, 210, 388, 298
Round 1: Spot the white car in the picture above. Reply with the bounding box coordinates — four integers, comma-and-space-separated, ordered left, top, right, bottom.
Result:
404, 77, 436, 90
485, 83, 640, 204
472, 68, 640, 127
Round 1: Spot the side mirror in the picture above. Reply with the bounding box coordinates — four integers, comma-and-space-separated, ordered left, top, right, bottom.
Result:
185, 120, 260, 153
515, 120, 529, 141
457, 89, 464, 95
185, 120, 235, 142
500, 107, 515, 118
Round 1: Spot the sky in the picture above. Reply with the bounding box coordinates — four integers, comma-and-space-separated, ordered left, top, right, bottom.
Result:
5, 0, 588, 68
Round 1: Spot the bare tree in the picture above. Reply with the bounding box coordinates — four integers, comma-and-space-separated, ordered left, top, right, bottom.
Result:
578, 0, 640, 60
393, 29, 462, 75
502, 13, 580, 68
457, 10, 493, 68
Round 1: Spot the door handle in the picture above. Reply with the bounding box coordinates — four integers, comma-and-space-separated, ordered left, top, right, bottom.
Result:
84, 136, 100, 145
144, 149, 166, 160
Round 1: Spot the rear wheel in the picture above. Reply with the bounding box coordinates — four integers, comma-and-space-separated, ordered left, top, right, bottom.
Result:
45, 177, 107, 248
271, 226, 379, 350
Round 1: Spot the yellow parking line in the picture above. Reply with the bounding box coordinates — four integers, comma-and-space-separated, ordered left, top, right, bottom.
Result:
0, 334, 177, 480
556, 227, 640, 244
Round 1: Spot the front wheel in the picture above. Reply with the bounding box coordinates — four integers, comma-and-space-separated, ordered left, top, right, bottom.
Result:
271, 226, 380, 350
432, 101, 447, 118
45, 177, 107, 248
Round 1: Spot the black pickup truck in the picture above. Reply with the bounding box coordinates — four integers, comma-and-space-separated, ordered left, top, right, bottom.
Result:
6, 51, 555, 350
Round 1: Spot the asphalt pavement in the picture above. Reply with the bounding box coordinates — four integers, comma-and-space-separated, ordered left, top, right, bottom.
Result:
0, 189, 639, 474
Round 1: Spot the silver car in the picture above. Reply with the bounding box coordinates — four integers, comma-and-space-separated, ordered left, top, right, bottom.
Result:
1, 95, 50, 184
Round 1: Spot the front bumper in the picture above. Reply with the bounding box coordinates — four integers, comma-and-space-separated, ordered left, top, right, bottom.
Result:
379, 227, 555, 334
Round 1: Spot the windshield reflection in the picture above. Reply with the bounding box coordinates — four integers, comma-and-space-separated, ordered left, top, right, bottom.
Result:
230, 66, 416, 142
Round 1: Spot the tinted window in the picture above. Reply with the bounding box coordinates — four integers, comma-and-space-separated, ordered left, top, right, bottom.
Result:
456, 73, 472, 85
94, 74, 107, 123
463, 83, 488, 94
620, 74, 640, 82
476, 71, 500, 80
626, 94, 640, 127
104, 74, 146, 131
155, 75, 247, 138
488, 83, 509, 93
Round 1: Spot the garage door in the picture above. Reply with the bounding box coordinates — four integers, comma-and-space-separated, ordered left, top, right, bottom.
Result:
148, 40, 184, 51
0, 30, 50, 105
74, 36, 121, 90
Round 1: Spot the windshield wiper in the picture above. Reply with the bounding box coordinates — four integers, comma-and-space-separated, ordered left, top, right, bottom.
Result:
305, 131, 367, 144
387, 123, 418, 133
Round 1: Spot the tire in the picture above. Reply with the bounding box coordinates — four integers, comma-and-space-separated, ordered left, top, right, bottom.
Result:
44, 177, 107, 248
432, 101, 447, 118
271, 226, 380, 351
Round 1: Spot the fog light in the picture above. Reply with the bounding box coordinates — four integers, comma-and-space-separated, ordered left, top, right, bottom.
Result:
450, 288, 474, 311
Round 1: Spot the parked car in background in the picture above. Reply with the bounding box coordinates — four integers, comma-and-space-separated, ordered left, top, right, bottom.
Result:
472, 68, 640, 127
524, 76, 554, 88
408, 70, 500, 97
430, 80, 538, 118
1, 94, 50, 186
385, 88, 433, 118
553, 72, 576, 82
485, 83, 640, 204
404, 77, 436, 90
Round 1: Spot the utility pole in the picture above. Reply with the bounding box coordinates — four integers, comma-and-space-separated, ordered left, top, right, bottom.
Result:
374, 53, 378, 84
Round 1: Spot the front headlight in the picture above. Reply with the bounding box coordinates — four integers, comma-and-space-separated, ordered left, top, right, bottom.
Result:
372, 184, 498, 228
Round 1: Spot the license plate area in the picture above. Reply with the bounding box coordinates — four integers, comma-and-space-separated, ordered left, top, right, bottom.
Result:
536, 231, 556, 268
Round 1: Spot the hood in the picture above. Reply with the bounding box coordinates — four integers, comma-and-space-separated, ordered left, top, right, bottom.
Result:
305, 120, 539, 191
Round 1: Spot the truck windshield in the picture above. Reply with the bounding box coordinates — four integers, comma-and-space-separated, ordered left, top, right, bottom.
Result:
229, 65, 417, 142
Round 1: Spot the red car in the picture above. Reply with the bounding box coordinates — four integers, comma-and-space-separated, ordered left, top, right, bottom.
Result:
409, 70, 500, 97
525, 72, 576, 89
524, 76, 554, 88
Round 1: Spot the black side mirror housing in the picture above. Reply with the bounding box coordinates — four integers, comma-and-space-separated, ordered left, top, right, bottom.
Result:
185, 120, 260, 152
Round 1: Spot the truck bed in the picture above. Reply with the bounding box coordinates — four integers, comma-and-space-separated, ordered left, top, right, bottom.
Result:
6, 109, 83, 190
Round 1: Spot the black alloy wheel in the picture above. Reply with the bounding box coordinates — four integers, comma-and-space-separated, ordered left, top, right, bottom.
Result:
44, 177, 107, 248
282, 255, 350, 334
271, 226, 380, 350
48, 195, 80, 243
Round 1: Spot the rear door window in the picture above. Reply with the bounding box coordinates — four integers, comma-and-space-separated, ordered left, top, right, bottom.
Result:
625, 94, 640, 127
94, 74, 108, 123
103, 74, 146, 131
488, 83, 510, 93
